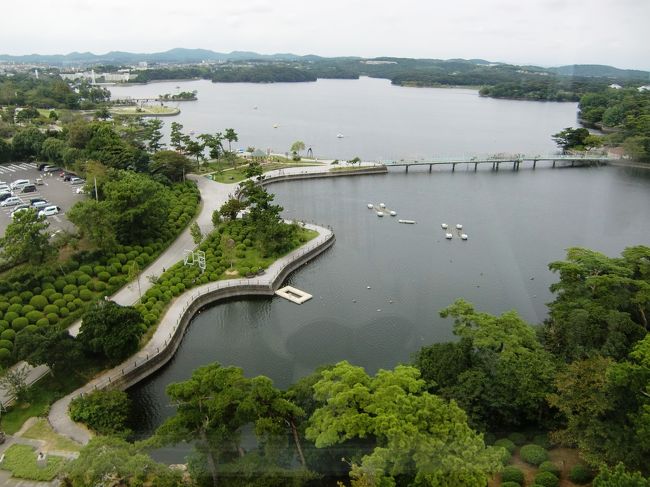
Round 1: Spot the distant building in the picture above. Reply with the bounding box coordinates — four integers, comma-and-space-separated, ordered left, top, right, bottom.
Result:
138, 61, 148, 68
609, 83, 622, 89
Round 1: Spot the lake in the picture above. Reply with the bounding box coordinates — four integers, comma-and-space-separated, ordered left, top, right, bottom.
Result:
109, 77, 578, 160
112, 78, 649, 453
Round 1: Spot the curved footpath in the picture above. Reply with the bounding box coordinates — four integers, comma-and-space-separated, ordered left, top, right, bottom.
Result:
46, 161, 385, 444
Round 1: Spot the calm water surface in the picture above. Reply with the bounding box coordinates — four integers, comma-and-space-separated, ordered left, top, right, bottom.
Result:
109, 77, 578, 160
130, 165, 650, 453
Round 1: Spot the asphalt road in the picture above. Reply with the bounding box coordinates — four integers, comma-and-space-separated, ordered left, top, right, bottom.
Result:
0, 164, 85, 236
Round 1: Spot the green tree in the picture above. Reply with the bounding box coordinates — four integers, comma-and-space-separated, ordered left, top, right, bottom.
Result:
185, 138, 206, 167
69, 390, 131, 436
11, 127, 46, 159
593, 463, 650, 487
62, 436, 183, 487
94, 106, 111, 120
224, 128, 238, 153
544, 247, 649, 361
211, 209, 221, 228
190, 222, 203, 245
67, 200, 118, 251
170, 121, 186, 152
0, 365, 30, 402
305, 361, 501, 486
290, 140, 305, 160
154, 363, 311, 487
0, 138, 11, 163
13, 327, 83, 377
245, 161, 264, 179
78, 300, 145, 363
219, 198, 247, 221
199, 132, 224, 160
0, 209, 53, 265
39, 136, 66, 163
102, 171, 171, 244
552, 127, 590, 152
149, 150, 193, 182
142, 118, 164, 152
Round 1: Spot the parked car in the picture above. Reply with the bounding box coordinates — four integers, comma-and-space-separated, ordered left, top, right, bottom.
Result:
76, 187, 86, 194
43, 165, 60, 172
32, 200, 49, 209
38, 205, 61, 217
30, 197, 47, 205
37, 163, 49, 171
69, 177, 85, 185
0, 192, 13, 202
0, 185, 11, 194
20, 184, 37, 193
9, 179, 30, 190
0, 196, 21, 207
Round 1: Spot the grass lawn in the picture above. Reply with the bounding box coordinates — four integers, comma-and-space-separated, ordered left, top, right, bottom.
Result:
110, 105, 179, 116
0, 444, 66, 481
1, 365, 99, 434
330, 165, 373, 172
208, 161, 324, 183
22, 418, 81, 452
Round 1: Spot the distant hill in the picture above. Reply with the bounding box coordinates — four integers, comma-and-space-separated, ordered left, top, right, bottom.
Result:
549, 64, 650, 80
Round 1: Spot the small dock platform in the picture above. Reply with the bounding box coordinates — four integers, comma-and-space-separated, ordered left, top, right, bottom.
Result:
275, 286, 313, 304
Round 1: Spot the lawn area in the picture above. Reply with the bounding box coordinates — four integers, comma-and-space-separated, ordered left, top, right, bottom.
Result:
1, 366, 97, 434
110, 105, 179, 116
0, 444, 66, 481
208, 161, 324, 183
22, 418, 81, 452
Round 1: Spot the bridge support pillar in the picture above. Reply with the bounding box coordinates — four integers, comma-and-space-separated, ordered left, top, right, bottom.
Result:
496, 162, 499, 171
405, 165, 409, 173
474, 163, 478, 171
571, 161, 575, 167
492, 162, 495, 170
533, 160, 537, 169
452, 163, 456, 172
552, 160, 556, 168
429, 164, 432, 173
513, 161, 517, 171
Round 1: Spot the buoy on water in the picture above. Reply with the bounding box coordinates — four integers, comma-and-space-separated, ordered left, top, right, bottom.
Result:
445, 233, 453, 239
441, 223, 448, 229
390, 210, 397, 216
398, 219, 416, 224
456, 224, 463, 230
377, 211, 384, 217
379, 203, 386, 209
461, 234, 468, 240
367, 203, 374, 209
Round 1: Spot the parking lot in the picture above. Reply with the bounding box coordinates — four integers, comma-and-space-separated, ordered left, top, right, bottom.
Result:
0, 163, 86, 236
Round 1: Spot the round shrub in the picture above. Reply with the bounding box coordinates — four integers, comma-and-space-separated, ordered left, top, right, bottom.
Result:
0, 340, 13, 350
496, 446, 512, 465
36, 318, 50, 327
41, 286, 55, 295
1, 329, 16, 341
63, 293, 76, 303
534, 471, 559, 487
116, 253, 127, 264
569, 464, 593, 484
21, 305, 34, 314
7, 303, 22, 314
25, 310, 44, 324
501, 482, 522, 487
59, 307, 70, 318
520, 444, 548, 466
12, 317, 29, 331
46, 313, 59, 324
77, 274, 91, 286
4, 312, 19, 323
97, 271, 111, 282
508, 432, 527, 446
53, 279, 66, 291
63, 284, 77, 295
53, 299, 67, 309
43, 304, 59, 315
9, 296, 22, 305
94, 281, 107, 292
79, 265, 93, 274
93, 265, 106, 275
0, 320, 7, 331
19, 291, 33, 302
73, 298, 83, 308
24, 325, 37, 333
65, 274, 77, 285
494, 438, 516, 454
108, 276, 125, 287
502, 466, 524, 485
539, 461, 560, 477
48, 292, 63, 303
0, 302, 9, 312
0, 348, 11, 362
78, 289, 93, 301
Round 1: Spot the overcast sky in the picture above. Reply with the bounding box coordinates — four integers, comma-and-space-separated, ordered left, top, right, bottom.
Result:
3, 0, 649, 70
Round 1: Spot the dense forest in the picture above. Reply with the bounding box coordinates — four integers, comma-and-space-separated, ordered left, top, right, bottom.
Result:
578, 87, 650, 161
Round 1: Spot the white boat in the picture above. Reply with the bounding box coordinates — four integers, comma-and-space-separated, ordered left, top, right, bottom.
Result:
389, 210, 397, 216
377, 211, 384, 217
379, 203, 386, 209
273, 124, 278, 128
367, 203, 374, 209
336, 133, 344, 138
441, 223, 448, 229
456, 224, 463, 230
398, 219, 416, 224
461, 234, 468, 240
445, 233, 453, 239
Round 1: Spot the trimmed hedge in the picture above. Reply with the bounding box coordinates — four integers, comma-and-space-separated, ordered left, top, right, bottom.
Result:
534, 471, 559, 487
502, 466, 524, 485
520, 444, 548, 466
508, 432, 527, 446
539, 461, 561, 477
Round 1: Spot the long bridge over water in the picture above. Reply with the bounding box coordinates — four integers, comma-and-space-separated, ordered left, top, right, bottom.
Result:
383, 154, 611, 172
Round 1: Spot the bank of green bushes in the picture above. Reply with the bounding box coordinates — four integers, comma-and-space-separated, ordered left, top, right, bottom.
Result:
0, 182, 199, 365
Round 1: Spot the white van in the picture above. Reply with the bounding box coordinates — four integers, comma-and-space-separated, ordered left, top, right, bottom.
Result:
10, 179, 30, 190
